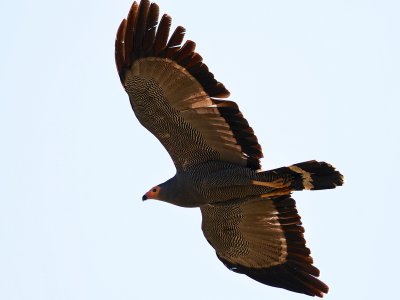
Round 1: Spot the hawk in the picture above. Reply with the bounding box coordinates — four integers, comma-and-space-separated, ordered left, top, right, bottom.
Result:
115, 1, 343, 297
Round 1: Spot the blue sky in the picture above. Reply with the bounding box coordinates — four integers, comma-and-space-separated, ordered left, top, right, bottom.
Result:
1, 0, 399, 299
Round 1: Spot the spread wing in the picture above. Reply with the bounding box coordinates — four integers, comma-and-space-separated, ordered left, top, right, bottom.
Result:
115, 1, 263, 171
201, 195, 329, 297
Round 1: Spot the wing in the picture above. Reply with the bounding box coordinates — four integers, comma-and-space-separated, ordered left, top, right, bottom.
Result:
115, 1, 263, 171
201, 195, 329, 297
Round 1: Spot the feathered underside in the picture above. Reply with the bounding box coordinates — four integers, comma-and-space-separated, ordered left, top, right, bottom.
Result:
115, 1, 340, 298
115, 0, 263, 171
201, 195, 329, 297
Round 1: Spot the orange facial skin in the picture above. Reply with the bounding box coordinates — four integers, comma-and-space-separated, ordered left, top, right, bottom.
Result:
142, 186, 161, 201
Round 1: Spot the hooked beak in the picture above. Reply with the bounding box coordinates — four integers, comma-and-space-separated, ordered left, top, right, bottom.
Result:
142, 194, 148, 201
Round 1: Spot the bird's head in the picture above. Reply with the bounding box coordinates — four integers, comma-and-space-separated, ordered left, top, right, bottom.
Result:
141, 177, 181, 205
142, 185, 162, 201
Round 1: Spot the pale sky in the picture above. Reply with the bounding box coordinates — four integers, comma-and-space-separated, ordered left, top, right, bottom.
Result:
1, 0, 399, 299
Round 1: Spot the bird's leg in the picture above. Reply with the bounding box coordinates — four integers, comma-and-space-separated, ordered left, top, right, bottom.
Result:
251, 179, 290, 189
260, 188, 292, 198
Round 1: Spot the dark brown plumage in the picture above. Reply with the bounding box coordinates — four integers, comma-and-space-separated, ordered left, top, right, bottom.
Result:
115, 1, 344, 297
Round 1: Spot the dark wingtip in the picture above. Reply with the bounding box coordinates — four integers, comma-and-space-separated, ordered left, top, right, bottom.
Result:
218, 255, 328, 297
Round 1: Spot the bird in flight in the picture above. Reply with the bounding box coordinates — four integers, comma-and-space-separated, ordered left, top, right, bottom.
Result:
115, 1, 343, 297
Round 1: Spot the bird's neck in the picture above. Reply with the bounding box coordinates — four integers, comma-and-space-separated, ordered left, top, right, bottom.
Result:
159, 174, 205, 208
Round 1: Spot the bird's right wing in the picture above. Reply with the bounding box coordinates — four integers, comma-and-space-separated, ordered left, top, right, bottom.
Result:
200, 195, 329, 297
116, 1, 263, 171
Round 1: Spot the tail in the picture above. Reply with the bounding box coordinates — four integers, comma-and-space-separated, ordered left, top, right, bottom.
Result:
259, 160, 344, 192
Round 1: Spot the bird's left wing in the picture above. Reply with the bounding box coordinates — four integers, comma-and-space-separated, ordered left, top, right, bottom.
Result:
116, 1, 262, 171
200, 195, 329, 297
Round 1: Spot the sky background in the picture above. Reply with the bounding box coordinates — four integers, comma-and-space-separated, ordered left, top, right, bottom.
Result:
1, 0, 399, 299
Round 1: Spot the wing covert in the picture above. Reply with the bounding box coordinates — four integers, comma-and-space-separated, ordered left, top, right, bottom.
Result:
200, 195, 329, 297
116, 1, 263, 171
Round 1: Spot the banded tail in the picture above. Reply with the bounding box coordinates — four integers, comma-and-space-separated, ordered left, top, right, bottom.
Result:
259, 160, 344, 192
